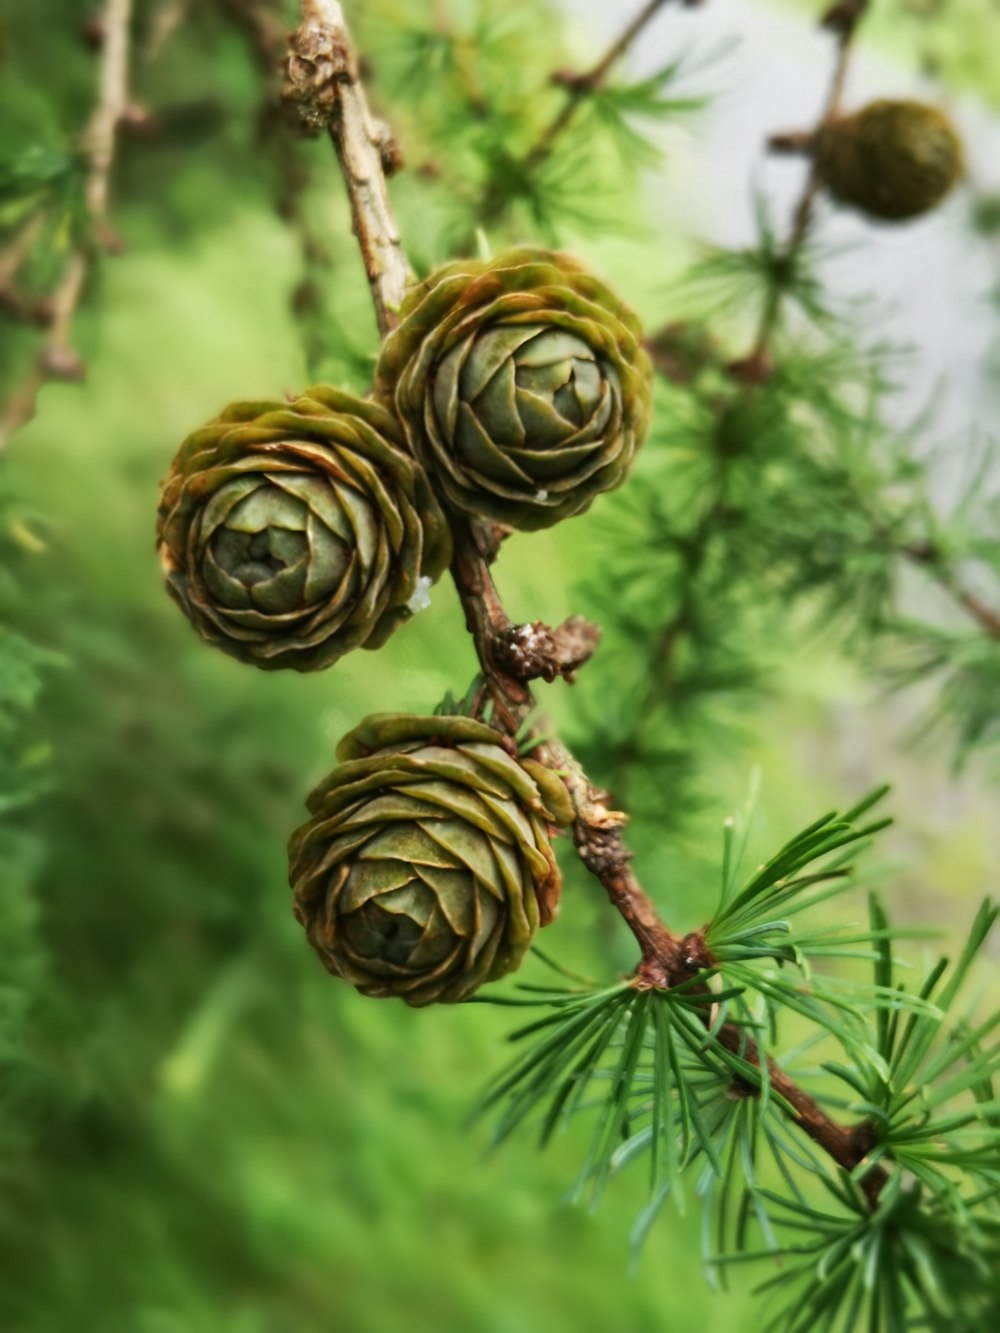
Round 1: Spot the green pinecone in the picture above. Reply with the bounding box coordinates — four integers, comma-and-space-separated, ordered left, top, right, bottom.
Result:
156, 387, 451, 671
375, 248, 653, 531
289, 713, 574, 1005
816, 100, 962, 222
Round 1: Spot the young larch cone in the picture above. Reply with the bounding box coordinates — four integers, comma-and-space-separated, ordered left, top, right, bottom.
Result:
374, 248, 653, 531
156, 387, 451, 671
815, 100, 963, 222
288, 713, 574, 1005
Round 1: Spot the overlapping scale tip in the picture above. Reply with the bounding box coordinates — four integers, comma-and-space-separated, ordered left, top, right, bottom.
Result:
288, 713, 574, 1006
156, 387, 451, 671
816, 100, 963, 222
375, 248, 653, 531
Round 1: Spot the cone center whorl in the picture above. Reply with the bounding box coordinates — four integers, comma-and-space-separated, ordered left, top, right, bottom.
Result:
342, 900, 426, 965
512, 327, 602, 432
340, 873, 456, 970
213, 527, 307, 586
434, 322, 620, 471
203, 477, 351, 613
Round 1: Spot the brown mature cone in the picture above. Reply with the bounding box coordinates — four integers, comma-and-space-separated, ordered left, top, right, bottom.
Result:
374, 248, 653, 531
156, 387, 451, 671
289, 713, 574, 1006
815, 100, 963, 222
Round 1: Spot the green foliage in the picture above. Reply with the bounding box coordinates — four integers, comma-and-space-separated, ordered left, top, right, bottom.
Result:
838, 897, 1000, 1185
731, 1172, 1000, 1333
826, 0, 1000, 111
356, 0, 709, 252
0, 498, 56, 1201
476, 798, 999, 1329
572, 207, 1000, 826
0, 627, 57, 813
705, 784, 894, 964
0, 86, 87, 293
1, 0, 1000, 1330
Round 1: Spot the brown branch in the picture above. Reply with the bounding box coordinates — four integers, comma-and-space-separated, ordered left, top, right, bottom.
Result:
575, 0, 701, 91
448, 518, 533, 732
641, 0, 1000, 676
533, 0, 681, 166
717, 1024, 886, 1204
471, 0, 688, 233
448, 519, 602, 699
297, 0, 887, 1203
843, 489, 1000, 645
447, 520, 683, 983
540, 739, 690, 983
451, 503, 888, 1199
539, 731, 886, 1191
144, 0, 193, 60
0, 214, 52, 325
739, 0, 869, 377
447, 522, 694, 995
283, 0, 407, 338
0, 0, 133, 453
902, 541, 1000, 642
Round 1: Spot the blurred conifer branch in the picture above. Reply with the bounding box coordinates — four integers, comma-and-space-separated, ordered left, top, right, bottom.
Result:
145, 0, 194, 61
0, 0, 133, 453
578, 3, 883, 812
632, 1, 876, 730
743, 0, 870, 377
745, 0, 1000, 649
512, 0, 690, 182
586, 1, 1000, 811
410, 0, 708, 247
212, 0, 344, 378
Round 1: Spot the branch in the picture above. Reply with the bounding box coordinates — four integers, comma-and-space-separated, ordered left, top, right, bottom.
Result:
844, 475, 1000, 645
717, 1024, 885, 1205
448, 518, 534, 732
539, 737, 690, 982
145, 0, 193, 60
0, 214, 52, 325
728, 7, 1000, 648
903, 541, 1000, 642
283, 0, 407, 338
295, 0, 887, 1203
738, 0, 869, 377
449, 520, 601, 702
470, 0, 690, 233
532, 740, 886, 1195
0, 0, 133, 453
532, 0, 686, 167
634, 5, 873, 718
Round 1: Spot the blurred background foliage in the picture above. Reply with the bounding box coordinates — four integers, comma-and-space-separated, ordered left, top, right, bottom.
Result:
1, 0, 999, 1329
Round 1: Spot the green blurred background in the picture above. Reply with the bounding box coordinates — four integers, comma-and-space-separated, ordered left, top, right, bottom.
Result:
2, 1, 999, 1329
